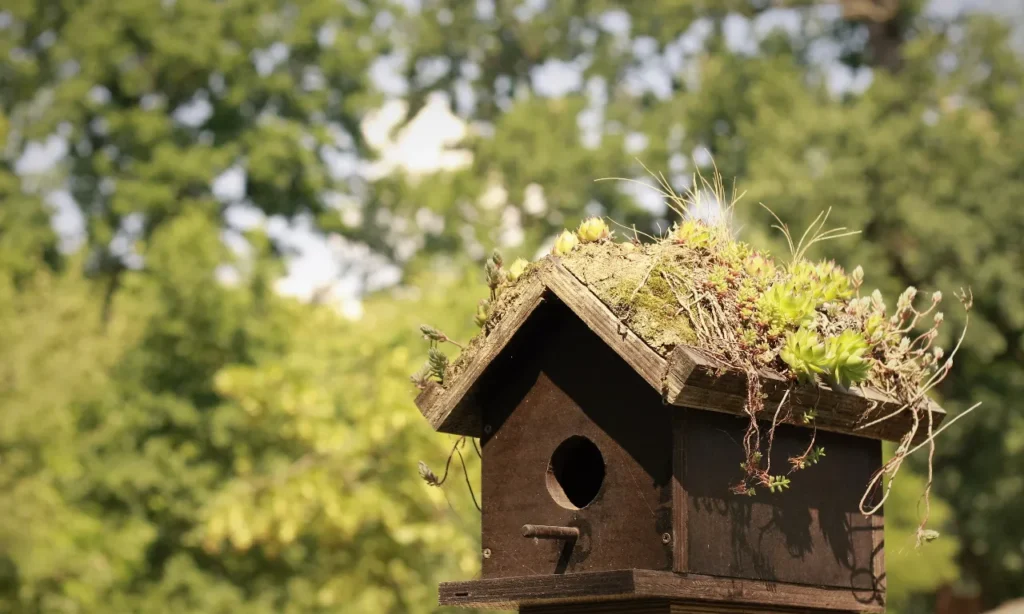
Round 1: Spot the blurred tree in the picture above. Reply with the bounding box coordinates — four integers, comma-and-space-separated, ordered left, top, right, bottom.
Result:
2, 0, 1022, 611
0, 0, 382, 281
884, 446, 960, 610
0, 1, 494, 610
0, 109, 60, 286
0, 207, 488, 612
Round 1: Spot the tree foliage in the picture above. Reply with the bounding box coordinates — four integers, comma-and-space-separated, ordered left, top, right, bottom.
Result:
1, 0, 1022, 612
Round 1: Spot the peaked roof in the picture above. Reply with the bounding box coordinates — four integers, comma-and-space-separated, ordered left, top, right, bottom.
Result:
414, 257, 945, 442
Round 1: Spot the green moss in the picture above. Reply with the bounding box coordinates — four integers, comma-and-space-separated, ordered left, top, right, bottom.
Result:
603, 262, 697, 353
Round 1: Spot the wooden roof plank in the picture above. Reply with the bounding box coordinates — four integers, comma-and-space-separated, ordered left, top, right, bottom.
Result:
414, 255, 946, 443
666, 346, 945, 444
415, 265, 550, 435
539, 261, 670, 395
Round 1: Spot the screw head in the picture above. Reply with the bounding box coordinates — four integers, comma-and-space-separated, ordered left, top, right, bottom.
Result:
661, 532, 672, 544
482, 548, 492, 559
483, 424, 492, 435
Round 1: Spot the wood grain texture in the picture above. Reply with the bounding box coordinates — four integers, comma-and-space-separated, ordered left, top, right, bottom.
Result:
871, 510, 886, 596
682, 410, 882, 591
665, 346, 944, 444
671, 413, 688, 573
439, 570, 883, 612
414, 263, 550, 435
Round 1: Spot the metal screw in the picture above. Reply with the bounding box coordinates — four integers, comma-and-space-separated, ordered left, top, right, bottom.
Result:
482, 548, 492, 559
483, 424, 492, 435
661, 532, 672, 544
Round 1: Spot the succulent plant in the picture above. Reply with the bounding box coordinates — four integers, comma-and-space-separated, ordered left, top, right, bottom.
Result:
863, 312, 886, 344
870, 289, 886, 313
824, 329, 872, 388
766, 475, 791, 493
757, 282, 817, 328
419, 324, 464, 350
506, 257, 529, 282
779, 327, 828, 383
744, 253, 776, 280
474, 298, 492, 328
484, 250, 505, 299
817, 261, 853, 303
896, 286, 918, 312
420, 324, 446, 344
427, 347, 449, 384
670, 219, 716, 249
410, 364, 430, 390
792, 446, 826, 470
739, 327, 759, 348
788, 259, 852, 305
576, 217, 611, 243
850, 265, 864, 290
706, 265, 732, 294
551, 229, 579, 256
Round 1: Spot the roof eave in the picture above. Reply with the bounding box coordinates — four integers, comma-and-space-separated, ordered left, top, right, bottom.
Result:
414, 256, 945, 443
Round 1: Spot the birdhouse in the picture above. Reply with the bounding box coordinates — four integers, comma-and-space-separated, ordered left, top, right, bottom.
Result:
415, 257, 946, 614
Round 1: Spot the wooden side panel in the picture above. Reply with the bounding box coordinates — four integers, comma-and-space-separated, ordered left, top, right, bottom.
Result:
871, 508, 886, 595
480, 299, 675, 578
672, 413, 688, 573
682, 409, 883, 591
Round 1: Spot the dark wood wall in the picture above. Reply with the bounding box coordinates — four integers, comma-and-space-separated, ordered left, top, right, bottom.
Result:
677, 409, 883, 592
479, 297, 674, 577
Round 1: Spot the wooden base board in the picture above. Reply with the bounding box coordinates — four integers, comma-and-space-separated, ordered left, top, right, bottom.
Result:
439, 570, 884, 613
522, 599, 857, 613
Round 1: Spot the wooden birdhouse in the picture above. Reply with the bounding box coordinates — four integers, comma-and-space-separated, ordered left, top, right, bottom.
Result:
415, 257, 946, 614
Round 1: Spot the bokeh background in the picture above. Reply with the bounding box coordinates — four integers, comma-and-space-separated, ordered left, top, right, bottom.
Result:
1, 0, 1022, 612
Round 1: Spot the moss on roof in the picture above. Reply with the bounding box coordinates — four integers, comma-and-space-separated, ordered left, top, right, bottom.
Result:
561, 241, 698, 355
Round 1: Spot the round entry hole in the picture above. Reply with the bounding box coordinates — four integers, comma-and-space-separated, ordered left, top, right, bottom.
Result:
546, 435, 605, 509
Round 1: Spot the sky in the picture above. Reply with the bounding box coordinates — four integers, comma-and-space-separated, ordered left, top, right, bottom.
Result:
15, 0, 1022, 316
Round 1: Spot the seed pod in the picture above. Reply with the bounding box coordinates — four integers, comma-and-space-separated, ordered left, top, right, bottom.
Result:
418, 461, 441, 487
